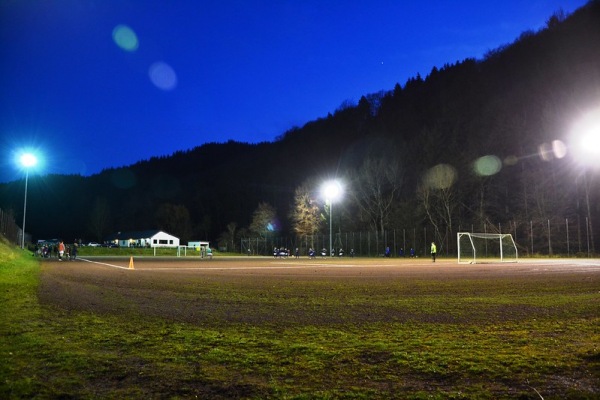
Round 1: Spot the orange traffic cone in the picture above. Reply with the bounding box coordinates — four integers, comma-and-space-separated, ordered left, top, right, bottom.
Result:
129, 256, 134, 269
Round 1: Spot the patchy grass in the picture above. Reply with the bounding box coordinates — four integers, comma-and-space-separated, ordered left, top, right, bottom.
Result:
1, 241, 599, 399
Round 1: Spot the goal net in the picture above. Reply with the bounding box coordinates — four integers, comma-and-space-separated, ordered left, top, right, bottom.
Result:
457, 232, 518, 264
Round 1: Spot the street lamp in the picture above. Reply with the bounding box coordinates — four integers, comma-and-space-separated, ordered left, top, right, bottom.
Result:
19, 153, 37, 249
322, 180, 343, 257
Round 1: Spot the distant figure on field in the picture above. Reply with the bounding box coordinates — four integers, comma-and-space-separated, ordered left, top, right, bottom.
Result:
58, 241, 65, 261
430, 242, 437, 262
71, 243, 78, 260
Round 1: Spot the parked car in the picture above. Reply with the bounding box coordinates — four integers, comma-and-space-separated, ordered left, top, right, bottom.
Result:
87, 242, 101, 247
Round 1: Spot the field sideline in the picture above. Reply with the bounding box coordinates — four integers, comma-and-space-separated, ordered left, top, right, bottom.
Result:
70, 255, 600, 275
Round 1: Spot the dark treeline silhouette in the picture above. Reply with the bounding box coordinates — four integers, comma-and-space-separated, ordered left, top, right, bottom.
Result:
1, 1, 599, 255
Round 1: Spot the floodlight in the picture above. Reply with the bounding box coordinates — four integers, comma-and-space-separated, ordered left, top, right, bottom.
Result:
321, 180, 343, 257
571, 107, 600, 167
18, 152, 38, 249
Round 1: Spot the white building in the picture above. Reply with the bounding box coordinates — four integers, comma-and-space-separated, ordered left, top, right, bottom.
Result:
108, 230, 180, 248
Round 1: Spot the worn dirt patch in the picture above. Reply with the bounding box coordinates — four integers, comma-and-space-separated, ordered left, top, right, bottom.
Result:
37, 257, 600, 325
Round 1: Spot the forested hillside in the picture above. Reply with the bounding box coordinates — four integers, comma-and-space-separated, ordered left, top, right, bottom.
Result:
2, 1, 599, 255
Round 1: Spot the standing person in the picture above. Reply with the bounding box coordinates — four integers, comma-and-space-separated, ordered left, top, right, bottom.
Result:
430, 242, 437, 262
58, 241, 65, 261
71, 243, 78, 260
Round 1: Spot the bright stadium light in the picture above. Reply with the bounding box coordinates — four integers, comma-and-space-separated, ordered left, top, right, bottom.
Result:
571, 107, 600, 168
322, 180, 343, 257
19, 152, 38, 249
570, 107, 599, 257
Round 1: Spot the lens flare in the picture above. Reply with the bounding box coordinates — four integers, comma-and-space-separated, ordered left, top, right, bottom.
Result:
473, 155, 502, 176
423, 164, 457, 189
112, 24, 139, 52
149, 61, 178, 91
538, 143, 553, 162
552, 140, 567, 159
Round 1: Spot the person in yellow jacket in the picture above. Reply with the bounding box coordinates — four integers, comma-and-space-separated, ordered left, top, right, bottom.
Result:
430, 242, 437, 262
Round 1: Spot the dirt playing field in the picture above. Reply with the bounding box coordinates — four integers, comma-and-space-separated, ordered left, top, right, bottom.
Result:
37, 256, 600, 325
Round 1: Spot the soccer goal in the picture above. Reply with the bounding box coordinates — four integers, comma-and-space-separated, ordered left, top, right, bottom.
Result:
457, 232, 518, 264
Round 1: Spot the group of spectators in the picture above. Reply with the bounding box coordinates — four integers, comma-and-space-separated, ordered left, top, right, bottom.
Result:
268, 245, 437, 259
300, 248, 355, 258
36, 241, 78, 261
273, 247, 293, 258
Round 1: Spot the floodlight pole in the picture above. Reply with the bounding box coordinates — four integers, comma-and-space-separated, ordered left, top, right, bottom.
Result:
19, 153, 37, 250
329, 199, 333, 257
322, 180, 342, 258
21, 169, 29, 249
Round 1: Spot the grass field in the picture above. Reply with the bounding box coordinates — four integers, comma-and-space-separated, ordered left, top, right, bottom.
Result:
1, 240, 599, 399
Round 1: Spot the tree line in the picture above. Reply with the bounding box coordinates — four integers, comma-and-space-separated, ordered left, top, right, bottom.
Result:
1, 1, 599, 255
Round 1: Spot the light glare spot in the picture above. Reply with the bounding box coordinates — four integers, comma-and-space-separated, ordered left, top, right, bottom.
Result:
20, 153, 38, 168
149, 62, 178, 91
538, 143, 553, 161
322, 180, 343, 202
579, 130, 600, 156
570, 106, 600, 166
423, 164, 456, 189
474, 155, 502, 176
112, 24, 138, 52
552, 140, 567, 159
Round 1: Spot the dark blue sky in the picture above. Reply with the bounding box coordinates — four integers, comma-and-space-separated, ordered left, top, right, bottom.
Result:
0, 0, 588, 183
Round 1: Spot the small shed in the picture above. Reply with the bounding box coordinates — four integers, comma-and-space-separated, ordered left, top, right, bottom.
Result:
187, 241, 210, 256
108, 230, 180, 248
188, 241, 210, 250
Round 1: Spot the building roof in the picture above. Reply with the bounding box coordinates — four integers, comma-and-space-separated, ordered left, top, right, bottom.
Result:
107, 230, 176, 240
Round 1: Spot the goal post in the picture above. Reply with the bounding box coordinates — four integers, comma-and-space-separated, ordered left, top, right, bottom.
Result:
457, 232, 518, 264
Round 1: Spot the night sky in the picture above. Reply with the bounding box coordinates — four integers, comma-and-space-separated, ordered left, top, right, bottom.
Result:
0, 0, 588, 183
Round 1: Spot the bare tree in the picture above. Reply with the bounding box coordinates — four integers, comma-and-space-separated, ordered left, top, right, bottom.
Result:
249, 202, 277, 238
417, 164, 459, 250
348, 156, 404, 235
218, 222, 238, 252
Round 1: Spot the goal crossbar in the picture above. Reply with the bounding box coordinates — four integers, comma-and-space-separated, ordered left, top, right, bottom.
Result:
457, 232, 518, 264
